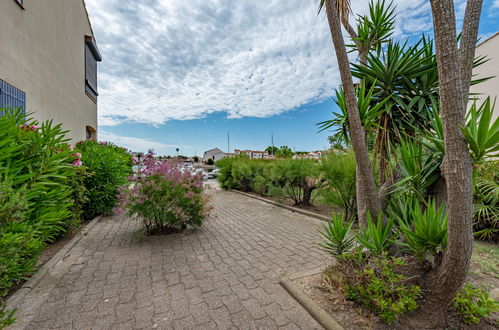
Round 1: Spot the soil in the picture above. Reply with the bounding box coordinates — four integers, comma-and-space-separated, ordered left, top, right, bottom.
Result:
293, 243, 499, 329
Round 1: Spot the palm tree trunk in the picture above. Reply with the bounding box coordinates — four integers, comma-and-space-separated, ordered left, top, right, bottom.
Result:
405, 0, 478, 327
324, 0, 381, 227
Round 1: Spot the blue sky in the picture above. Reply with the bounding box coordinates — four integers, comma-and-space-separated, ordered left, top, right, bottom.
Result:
86, 0, 499, 156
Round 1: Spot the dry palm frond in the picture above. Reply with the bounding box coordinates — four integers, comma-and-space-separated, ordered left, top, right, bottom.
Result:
317, 0, 352, 24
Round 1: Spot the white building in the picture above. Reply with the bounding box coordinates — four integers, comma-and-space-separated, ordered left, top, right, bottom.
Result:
469, 32, 499, 121
203, 148, 226, 162
0, 0, 101, 143
234, 149, 269, 159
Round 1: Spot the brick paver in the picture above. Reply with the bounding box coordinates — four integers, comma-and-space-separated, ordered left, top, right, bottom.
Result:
9, 188, 330, 329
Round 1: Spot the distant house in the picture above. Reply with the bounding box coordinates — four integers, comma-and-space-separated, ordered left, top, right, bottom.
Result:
234, 149, 269, 159
469, 32, 499, 121
0, 0, 101, 143
203, 148, 226, 162
293, 151, 324, 160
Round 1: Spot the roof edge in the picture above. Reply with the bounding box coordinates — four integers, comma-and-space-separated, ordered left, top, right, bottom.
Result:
477, 32, 499, 48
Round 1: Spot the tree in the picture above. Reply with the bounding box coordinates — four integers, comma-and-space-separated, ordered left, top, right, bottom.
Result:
193, 156, 199, 163
405, 0, 483, 327
275, 146, 293, 158
265, 146, 278, 155
319, 0, 381, 226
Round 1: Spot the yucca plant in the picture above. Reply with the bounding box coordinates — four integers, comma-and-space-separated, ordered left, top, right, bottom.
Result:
356, 212, 394, 255
319, 213, 356, 257
393, 138, 441, 200
398, 199, 448, 259
462, 97, 499, 163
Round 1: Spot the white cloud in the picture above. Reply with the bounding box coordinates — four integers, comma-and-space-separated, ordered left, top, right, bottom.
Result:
85, 0, 457, 126
494, 0, 499, 8
98, 131, 191, 154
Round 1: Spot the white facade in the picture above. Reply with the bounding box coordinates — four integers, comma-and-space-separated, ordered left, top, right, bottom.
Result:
203, 148, 226, 162
234, 149, 269, 159
0, 0, 101, 143
469, 32, 499, 121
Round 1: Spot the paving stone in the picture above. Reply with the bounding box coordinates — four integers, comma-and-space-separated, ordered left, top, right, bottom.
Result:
15, 189, 326, 329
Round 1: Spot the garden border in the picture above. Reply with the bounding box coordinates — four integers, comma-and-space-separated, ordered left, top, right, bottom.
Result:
6, 215, 102, 313
280, 268, 344, 330
232, 190, 330, 222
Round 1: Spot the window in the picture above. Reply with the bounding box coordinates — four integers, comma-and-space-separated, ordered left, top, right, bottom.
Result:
86, 126, 96, 140
14, 0, 24, 9
0, 79, 26, 115
85, 36, 102, 101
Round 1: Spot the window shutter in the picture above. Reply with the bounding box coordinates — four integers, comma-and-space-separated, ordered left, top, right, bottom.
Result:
85, 43, 98, 99
0, 79, 26, 115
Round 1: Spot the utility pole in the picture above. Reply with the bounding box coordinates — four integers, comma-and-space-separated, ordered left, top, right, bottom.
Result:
227, 131, 230, 153
271, 133, 274, 155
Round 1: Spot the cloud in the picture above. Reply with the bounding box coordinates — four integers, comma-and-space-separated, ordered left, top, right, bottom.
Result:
85, 0, 459, 126
98, 131, 191, 153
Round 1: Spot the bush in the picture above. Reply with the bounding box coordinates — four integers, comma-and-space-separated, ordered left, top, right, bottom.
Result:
355, 212, 394, 255
0, 108, 83, 314
319, 213, 355, 257
319, 151, 357, 219
117, 151, 208, 234
206, 158, 214, 165
473, 161, 498, 241
344, 256, 421, 324
453, 283, 499, 324
75, 140, 132, 219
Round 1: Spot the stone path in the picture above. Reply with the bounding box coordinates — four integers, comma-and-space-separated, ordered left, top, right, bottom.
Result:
9, 187, 330, 329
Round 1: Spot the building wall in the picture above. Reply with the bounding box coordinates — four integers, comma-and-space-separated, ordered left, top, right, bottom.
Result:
469, 32, 499, 121
0, 0, 98, 143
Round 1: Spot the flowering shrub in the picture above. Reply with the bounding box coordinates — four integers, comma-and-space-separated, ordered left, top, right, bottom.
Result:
75, 140, 132, 219
0, 107, 83, 319
116, 151, 208, 234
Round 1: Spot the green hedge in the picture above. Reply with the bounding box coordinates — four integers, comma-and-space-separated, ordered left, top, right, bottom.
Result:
75, 140, 132, 220
0, 108, 78, 302
216, 153, 356, 210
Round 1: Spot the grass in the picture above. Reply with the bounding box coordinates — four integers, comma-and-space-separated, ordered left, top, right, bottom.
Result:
471, 242, 499, 279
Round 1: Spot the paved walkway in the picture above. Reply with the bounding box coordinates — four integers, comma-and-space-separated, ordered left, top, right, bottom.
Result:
9, 187, 330, 329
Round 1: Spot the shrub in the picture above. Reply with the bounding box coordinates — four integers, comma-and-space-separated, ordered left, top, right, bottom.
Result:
397, 199, 448, 260
75, 140, 132, 219
319, 151, 357, 219
453, 283, 499, 324
117, 151, 208, 234
345, 257, 421, 324
206, 158, 214, 165
0, 304, 15, 329
473, 160, 498, 241
319, 213, 355, 257
356, 212, 394, 255
0, 108, 82, 316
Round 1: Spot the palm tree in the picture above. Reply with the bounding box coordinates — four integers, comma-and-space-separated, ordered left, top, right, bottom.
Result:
318, 0, 381, 226
176, 148, 179, 157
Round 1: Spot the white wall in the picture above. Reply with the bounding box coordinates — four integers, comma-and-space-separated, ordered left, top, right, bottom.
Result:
469, 33, 499, 121
0, 0, 98, 143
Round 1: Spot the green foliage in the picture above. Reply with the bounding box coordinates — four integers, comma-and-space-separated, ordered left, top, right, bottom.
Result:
345, 257, 420, 324
206, 158, 214, 165
0, 304, 16, 329
354, 0, 396, 52
462, 97, 499, 163
75, 140, 132, 219
275, 146, 293, 158
319, 213, 355, 257
217, 158, 324, 206
117, 153, 207, 234
356, 212, 394, 255
0, 108, 84, 311
319, 151, 357, 219
396, 199, 448, 259
394, 138, 440, 200
473, 161, 499, 241
453, 283, 499, 324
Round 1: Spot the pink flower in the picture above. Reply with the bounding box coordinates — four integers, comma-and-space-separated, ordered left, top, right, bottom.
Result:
71, 160, 82, 167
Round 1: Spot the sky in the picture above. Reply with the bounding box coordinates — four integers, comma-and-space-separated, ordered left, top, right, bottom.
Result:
85, 0, 499, 156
